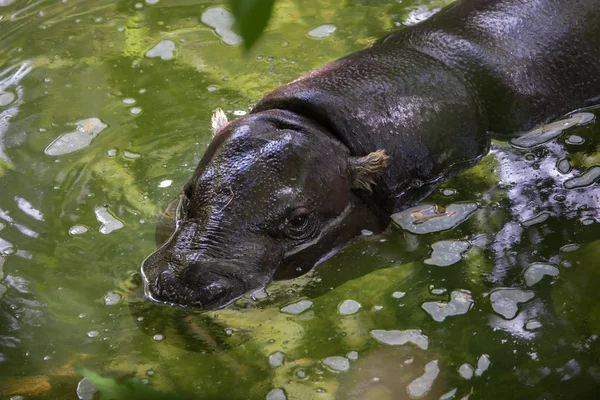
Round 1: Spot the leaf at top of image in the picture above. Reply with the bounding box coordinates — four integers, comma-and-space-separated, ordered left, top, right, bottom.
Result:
228, 0, 276, 51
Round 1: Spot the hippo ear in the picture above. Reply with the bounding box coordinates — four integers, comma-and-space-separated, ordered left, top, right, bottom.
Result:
349, 149, 390, 192
211, 108, 228, 137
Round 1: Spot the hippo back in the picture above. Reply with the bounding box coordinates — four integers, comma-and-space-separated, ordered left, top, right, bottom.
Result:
253, 0, 600, 214
391, 0, 600, 133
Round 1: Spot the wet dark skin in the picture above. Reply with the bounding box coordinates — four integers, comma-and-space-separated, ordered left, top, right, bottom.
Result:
142, 0, 600, 309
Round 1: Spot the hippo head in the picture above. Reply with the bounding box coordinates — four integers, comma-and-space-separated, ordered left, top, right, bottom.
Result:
141, 109, 388, 309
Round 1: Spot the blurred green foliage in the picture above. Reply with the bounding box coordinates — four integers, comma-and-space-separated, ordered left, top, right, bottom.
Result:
228, 0, 276, 51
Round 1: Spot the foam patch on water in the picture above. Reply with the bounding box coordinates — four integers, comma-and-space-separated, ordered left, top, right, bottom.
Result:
510, 112, 595, 149
201, 7, 243, 46
0, 91, 15, 106
15, 196, 43, 221
566, 134, 585, 145
475, 354, 491, 376
490, 288, 534, 319
308, 24, 336, 38
370, 329, 429, 350
560, 243, 580, 252
45, 118, 108, 156
440, 388, 457, 400
557, 158, 571, 173
123, 151, 141, 159
76, 377, 98, 400
406, 360, 439, 398
424, 240, 470, 266
94, 206, 124, 234
322, 356, 349, 372
422, 290, 473, 322
0, 256, 5, 299
266, 388, 286, 400
69, 225, 88, 235
521, 212, 550, 227
523, 262, 559, 286
391, 203, 478, 234
525, 319, 542, 330
280, 300, 312, 315
338, 299, 361, 315
103, 291, 121, 305
268, 351, 285, 367
405, 6, 441, 25
145, 40, 175, 60
564, 166, 600, 189
458, 363, 473, 379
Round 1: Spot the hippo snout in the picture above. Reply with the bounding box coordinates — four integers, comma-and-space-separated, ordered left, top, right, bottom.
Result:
142, 253, 249, 309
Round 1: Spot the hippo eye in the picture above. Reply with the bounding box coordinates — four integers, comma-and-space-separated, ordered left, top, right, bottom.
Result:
283, 208, 316, 240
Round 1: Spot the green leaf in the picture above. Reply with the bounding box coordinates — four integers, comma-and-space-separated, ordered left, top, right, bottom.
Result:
78, 369, 190, 400
228, 0, 276, 51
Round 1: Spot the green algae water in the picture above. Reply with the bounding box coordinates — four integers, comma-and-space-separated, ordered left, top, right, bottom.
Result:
0, 0, 599, 399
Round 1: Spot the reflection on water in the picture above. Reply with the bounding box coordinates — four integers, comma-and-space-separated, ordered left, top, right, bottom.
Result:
0, 0, 598, 398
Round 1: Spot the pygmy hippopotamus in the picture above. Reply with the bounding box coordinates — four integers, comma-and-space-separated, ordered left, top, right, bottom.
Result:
141, 0, 600, 309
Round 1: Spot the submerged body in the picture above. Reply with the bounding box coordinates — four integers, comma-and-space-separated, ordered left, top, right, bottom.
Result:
142, 0, 600, 309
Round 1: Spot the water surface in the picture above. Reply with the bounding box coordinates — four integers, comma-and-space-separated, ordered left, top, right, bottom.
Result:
0, 0, 599, 399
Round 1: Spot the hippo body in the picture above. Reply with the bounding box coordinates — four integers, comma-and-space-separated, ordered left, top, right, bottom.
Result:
142, 0, 600, 309
255, 0, 600, 213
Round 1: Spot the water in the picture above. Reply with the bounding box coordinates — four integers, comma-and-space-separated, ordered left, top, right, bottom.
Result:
0, 0, 599, 399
